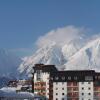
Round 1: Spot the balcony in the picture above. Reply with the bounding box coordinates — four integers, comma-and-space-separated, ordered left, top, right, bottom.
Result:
34, 81, 46, 86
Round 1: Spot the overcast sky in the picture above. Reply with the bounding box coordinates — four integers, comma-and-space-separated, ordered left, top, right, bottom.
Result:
0, 0, 100, 56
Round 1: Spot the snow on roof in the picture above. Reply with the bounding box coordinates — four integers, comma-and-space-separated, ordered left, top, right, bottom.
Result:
0, 87, 36, 99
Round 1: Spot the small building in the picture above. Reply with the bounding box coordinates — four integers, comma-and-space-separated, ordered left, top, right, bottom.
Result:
7, 80, 18, 87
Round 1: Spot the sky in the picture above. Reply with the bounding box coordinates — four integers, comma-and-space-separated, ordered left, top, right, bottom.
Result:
0, 0, 100, 57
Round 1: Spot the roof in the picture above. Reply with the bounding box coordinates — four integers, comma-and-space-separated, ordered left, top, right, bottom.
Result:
51, 70, 95, 82
33, 64, 58, 73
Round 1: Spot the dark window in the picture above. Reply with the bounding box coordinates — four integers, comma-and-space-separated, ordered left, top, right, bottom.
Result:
36, 70, 42, 81
74, 76, 78, 80
85, 76, 93, 81
82, 87, 84, 90
56, 93, 58, 95
88, 93, 91, 95
56, 88, 58, 90
88, 87, 91, 90
82, 93, 84, 95
55, 77, 59, 80
62, 93, 64, 95
56, 98, 58, 100
62, 77, 65, 80
62, 88, 64, 90
68, 76, 71, 80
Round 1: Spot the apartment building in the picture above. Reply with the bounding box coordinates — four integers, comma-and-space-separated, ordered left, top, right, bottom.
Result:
32, 64, 100, 100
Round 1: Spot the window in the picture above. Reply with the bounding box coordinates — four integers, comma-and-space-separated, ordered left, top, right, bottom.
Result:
73, 87, 78, 91
82, 87, 84, 90
56, 88, 58, 90
56, 93, 58, 95
82, 93, 84, 95
88, 93, 91, 95
88, 82, 91, 84
85, 76, 93, 81
74, 76, 78, 80
62, 98, 64, 100
55, 77, 59, 80
62, 93, 64, 95
36, 70, 42, 81
62, 76, 65, 80
88, 87, 91, 90
73, 82, 78, 86
62, 88, 64, 90
68, 76, 71, 80
56, 98, 58, 100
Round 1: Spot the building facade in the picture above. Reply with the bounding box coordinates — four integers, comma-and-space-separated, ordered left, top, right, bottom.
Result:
32, 64, 100, 100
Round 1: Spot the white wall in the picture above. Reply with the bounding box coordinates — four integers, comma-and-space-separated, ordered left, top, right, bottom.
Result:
53, 82, 67, 100
42, 72, 50, 98
34, 72, 50, 99
79, 82, 93, 100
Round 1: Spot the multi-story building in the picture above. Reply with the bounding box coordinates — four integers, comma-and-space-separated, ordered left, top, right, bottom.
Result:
32, 64, 100, 100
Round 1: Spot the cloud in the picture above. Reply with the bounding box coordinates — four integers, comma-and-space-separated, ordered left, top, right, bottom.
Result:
36, 25, 88, 48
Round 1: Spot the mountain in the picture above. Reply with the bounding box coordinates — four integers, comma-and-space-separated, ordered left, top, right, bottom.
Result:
18, 42, 66, 76
62, 39, 84, 60
19, 38, 100, 76
0, 49, 21, 77
18, 39, 84, 76
64, 38, 100, 71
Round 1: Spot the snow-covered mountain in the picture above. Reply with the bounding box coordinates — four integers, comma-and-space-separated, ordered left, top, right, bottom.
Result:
18, 39, 84, 76
62, 39, 84, 60
0, 49, 21, 77
18, 42, 66, 76
19, 37, 100, 76
64, 38, 100, 71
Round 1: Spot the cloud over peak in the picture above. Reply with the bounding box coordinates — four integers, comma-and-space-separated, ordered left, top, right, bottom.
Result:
36, 25, 87, 48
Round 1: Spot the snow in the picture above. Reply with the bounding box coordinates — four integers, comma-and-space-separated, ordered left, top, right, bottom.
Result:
18, 42, 66, 76
0, 87, 34, 98
18, 37, 100, 76
64, 38, 100, 71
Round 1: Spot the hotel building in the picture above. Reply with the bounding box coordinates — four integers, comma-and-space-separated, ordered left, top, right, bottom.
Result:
32, 64, 100, 100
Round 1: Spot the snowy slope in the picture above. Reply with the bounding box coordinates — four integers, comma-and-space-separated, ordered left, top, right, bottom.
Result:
64, 38, 100, 71
19, 37, 100, 76
18, 42, 66, 76
18, 40, 84, 76
62, 39, 84, 60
